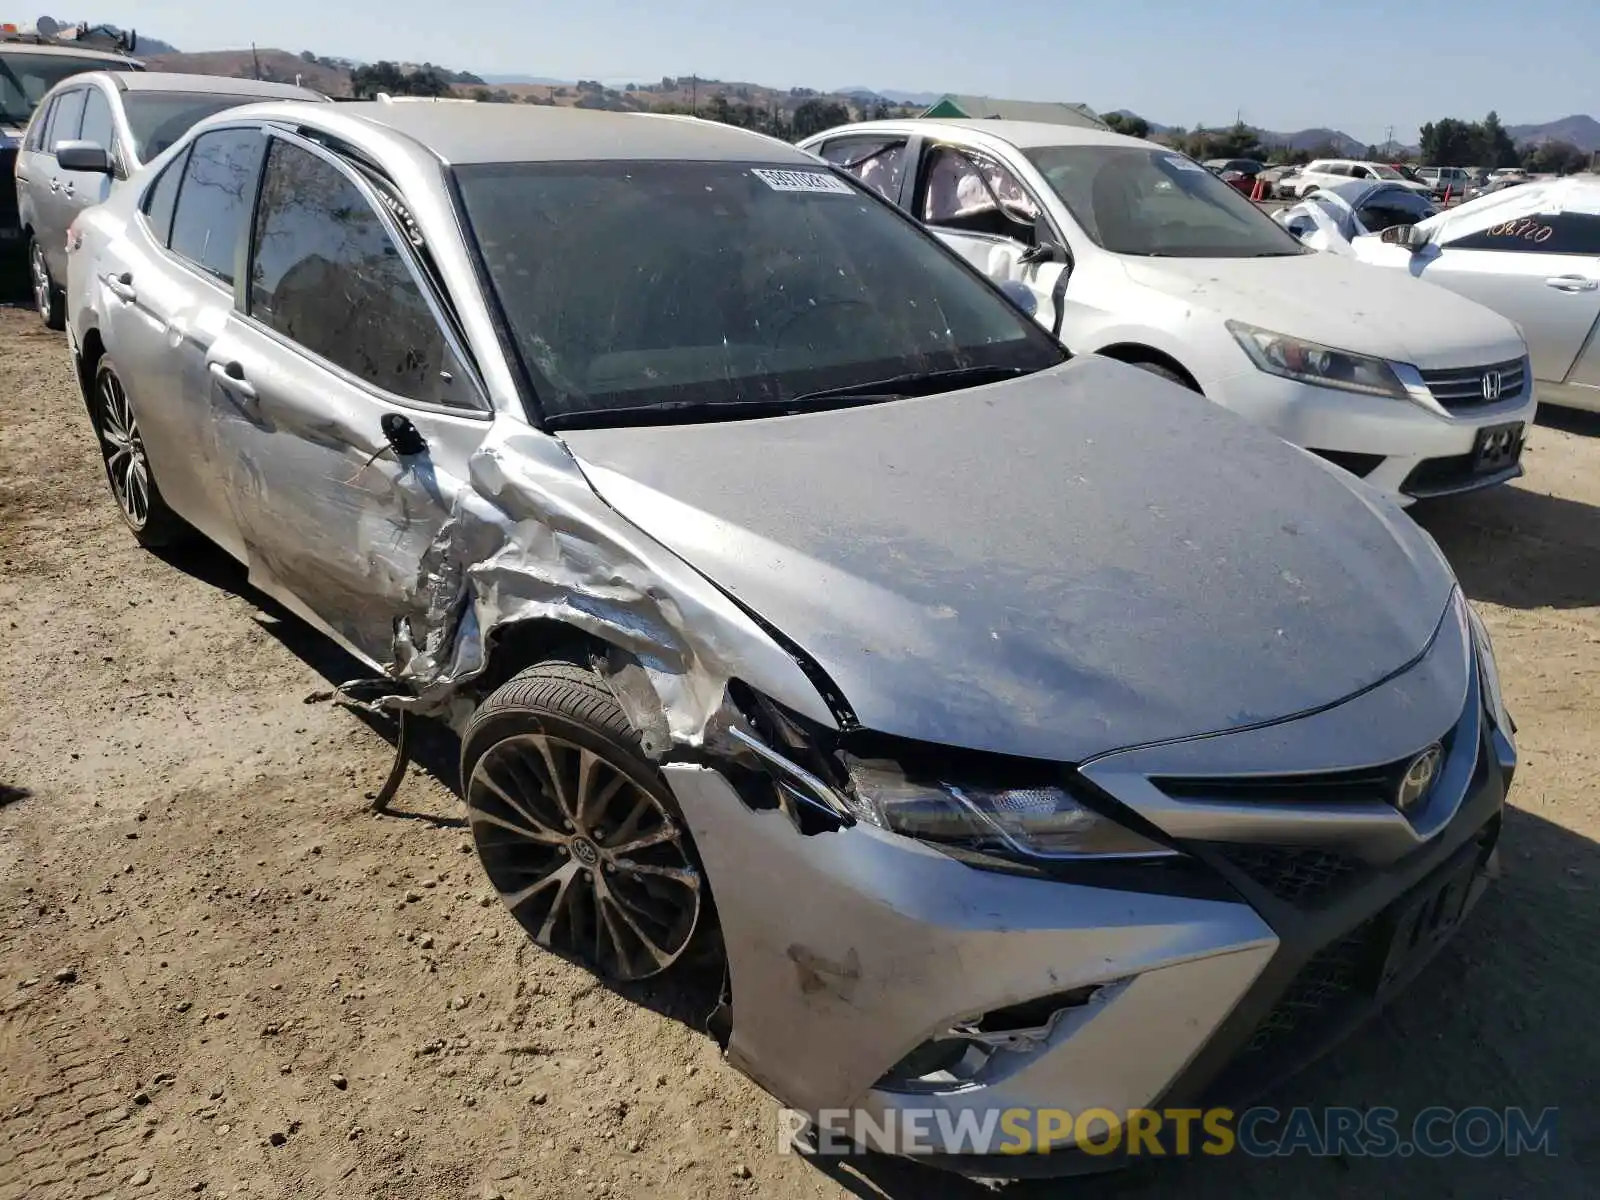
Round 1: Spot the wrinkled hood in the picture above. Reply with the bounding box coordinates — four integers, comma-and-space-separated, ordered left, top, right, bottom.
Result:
561, 356, 1457, 763
1124, 252, 1526, 371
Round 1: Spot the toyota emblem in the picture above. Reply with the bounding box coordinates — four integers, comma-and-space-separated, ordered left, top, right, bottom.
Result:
1396, 743, 1444, 813
1481, 371, 1503, 402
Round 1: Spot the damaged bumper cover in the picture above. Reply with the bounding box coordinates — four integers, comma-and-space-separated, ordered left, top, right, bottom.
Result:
657, 597, 1511, 1173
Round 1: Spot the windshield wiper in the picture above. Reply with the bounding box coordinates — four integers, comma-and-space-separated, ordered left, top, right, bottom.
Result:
546, 393, 889, 430
544, 365, 1038, 431
786, 364, 1034, 404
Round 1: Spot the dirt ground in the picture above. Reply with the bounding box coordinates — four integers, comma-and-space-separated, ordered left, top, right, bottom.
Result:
1, 300, 1596, 1200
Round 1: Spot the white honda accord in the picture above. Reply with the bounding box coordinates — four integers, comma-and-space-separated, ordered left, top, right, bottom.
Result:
800, 120, 1539, 503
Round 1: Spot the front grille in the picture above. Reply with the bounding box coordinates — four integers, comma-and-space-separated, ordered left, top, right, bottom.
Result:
1419, 358, 1526, 411
1213, 843, 1361, 905
1402, 449, 1519, 498
1239, 918, 1381, 1058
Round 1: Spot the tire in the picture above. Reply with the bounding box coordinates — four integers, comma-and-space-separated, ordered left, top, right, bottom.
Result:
89, 355, 189, 547
460, 655, 714, 983
28, 234, 64, 331
1127, 360, 1198, 391
1301, 186, 1319, 198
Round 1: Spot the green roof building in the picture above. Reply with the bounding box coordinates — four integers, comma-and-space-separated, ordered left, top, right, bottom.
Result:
919, 94, 1109, 130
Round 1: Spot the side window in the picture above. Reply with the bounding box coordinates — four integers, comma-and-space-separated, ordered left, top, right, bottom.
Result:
45, 88, 86, 152
78, 88, 115, 152
168, 128, 265, 286
920, 146, 1040, 242
1446, 213, 1600, 255
139, 147, 188, 247
247, 138, 475, 409
818, 138, 908, 203
24, 96, 55, 151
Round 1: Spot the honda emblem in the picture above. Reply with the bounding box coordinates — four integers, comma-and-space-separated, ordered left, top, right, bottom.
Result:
1481, 371, 1503, 402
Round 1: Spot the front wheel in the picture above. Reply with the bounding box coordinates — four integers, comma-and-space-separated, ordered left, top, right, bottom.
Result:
29, 235, 64, 330
91, 356, 188, 547
461, 656, 712, 983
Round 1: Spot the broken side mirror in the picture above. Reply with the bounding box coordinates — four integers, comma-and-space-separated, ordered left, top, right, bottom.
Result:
55, 140, 113, 174
1381, 223, 1430, 252
1019, 217, 1072, 267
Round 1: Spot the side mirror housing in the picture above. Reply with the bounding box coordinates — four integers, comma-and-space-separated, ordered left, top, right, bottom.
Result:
55, 140, 113, 174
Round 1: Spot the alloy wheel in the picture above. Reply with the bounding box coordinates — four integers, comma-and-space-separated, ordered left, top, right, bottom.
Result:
467, 732, 702, 981
96, 368, 151, 530
30, 240, 51, 321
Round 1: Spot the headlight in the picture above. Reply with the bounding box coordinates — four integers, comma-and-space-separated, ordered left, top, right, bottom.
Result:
843, 757, 1175, 861
1227, 320, 1410, 400
1464, 597, 1513, 735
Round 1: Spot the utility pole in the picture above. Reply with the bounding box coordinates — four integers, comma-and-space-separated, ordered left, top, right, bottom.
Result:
1384, 124, 1395, 156
250, 42, 262, 80
691, 75, 698, 116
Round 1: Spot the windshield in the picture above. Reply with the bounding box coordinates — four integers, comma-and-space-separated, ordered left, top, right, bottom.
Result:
123, 92, 262, 162
1024, 145, 1308, 258
0, 52, 136, 124
454, 160, 1066, 427
1369, 164, 1405, 180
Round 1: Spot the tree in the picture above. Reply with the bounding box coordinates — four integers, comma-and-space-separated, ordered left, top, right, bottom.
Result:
1480, 110, 1517, 168
1522, 140, 1588, 175
791, 99, 850, 141
1102, 111, 1149, 139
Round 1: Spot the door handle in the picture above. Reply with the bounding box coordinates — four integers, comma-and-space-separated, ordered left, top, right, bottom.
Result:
48, 178, 60, 193
208, 361, 258, 408
102, 272, 136, 302
62, 181, 74, 197
1544, 275, 1598, 292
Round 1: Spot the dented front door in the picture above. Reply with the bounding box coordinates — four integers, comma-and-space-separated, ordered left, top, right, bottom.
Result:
201, 131, 493, 670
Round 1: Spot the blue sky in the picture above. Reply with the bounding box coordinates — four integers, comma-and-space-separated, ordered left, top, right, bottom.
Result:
92, 0, 1597, 144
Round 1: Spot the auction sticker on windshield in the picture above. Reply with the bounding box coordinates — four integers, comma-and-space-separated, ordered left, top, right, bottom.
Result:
751, 168, 855, 195
1163, 155, 1206, 173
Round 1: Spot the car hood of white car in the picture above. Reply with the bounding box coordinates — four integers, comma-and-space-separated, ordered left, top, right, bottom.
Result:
1122, 251, 1527, 370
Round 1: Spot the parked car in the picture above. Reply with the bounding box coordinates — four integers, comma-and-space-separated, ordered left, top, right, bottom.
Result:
1258, 163, 1301, 198
799, 119, 1538, 502
67, 100, 1515, 1171
1464, 177, 1529, 202
0, 27, 142, 255
1274, 180, 1439, 241
1415, 166, 1474, 200
16, 71, 327, 327
1203, 157, 1263, 179
1487, 167, 1528, 186
1287, 159, 1434, 199
1341, 176, 1600, 414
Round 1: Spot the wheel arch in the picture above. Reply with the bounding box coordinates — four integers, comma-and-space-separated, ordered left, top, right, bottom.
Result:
1094, 343, 1205, 393
76, 327, 107, 414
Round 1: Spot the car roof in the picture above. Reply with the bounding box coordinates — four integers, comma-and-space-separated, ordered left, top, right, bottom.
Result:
102, 72, 327, 101
268, 100, 816, 165
805, 117, 1157, 153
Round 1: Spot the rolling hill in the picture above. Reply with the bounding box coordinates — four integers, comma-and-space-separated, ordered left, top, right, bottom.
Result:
1507, 115, 1600, 151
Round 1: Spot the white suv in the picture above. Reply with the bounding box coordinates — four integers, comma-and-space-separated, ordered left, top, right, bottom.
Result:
799, 119, 1538, 503
1290, 159, 1434, 199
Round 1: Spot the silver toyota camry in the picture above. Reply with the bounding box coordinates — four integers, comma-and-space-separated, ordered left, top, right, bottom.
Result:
64, 100, 1516, 1173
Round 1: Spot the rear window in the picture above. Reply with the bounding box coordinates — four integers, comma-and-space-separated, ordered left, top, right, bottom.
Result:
123, 93, 263, 163
0, 52, 137, 125
454, 159, 1064, 427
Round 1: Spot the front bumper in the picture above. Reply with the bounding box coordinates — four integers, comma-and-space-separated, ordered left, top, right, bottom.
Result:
666, 597, 1512, 1175
1211, 369, 1538, 504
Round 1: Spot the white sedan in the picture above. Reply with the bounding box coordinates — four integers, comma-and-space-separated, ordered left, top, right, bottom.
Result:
1342, 177, 1600, 414
799, 119, 1538, 503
